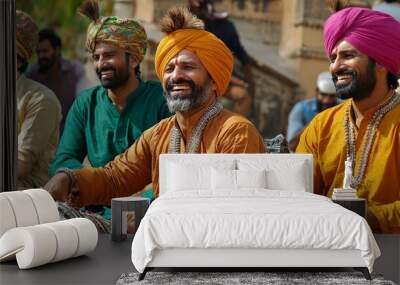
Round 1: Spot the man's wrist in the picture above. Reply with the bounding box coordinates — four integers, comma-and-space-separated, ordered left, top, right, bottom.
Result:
55, 168, 79, 198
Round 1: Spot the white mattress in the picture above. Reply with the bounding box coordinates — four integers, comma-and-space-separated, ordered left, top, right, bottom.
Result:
131, 190, 380, 273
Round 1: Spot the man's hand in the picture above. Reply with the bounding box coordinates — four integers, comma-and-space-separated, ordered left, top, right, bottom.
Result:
44, 173, 71, 202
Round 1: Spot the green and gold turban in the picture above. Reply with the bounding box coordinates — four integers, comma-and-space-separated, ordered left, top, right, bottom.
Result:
16, 10, 38, 61
86, 16, 147, 62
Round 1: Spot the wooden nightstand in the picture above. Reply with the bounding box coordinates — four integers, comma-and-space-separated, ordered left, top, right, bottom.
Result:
332, 198, 366, 218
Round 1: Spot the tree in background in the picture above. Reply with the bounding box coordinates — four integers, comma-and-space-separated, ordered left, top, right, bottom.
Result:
16, 0, 114, 61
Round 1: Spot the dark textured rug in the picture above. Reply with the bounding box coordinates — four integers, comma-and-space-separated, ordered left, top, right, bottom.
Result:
116, 271, 395, 285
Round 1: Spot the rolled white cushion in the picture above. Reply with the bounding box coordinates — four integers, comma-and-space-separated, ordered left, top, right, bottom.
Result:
0, 218, 98, 269
42, 221, 79, 262
23, 189, 59, 224
0, 226, 57, 269
0, 196, 17, 237
64, 218, 98, 257
0, 191, 39, 227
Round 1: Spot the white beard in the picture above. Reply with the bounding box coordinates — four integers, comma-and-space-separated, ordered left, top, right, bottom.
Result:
166, 97, 192, 112
165, 82, 213, 113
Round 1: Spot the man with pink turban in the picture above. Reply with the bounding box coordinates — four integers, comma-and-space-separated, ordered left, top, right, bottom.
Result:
297, 7, 400, 233
44, 7, 265, 205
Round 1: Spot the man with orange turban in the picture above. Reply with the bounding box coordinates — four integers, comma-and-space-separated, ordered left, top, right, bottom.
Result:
44, 7, 265, 206
296, 6, 400, 233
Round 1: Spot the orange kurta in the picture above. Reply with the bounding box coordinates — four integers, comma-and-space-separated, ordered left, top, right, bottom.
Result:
297, 95, 400, 233
72, 107, 265, 206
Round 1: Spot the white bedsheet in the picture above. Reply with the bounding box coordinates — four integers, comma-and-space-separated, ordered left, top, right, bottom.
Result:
131, 190, 380, 273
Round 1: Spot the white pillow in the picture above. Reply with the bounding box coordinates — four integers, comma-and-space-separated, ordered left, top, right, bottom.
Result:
211, 169, 267, 190
166, 159, 236, 192
238, 159, 307, 191
211, 168, 236, 190
167, 162, 210, 191
237, 169, 267, 189
265, 164, 307, 191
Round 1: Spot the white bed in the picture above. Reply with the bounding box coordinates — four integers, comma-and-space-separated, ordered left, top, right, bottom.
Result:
131, 154, 380, 280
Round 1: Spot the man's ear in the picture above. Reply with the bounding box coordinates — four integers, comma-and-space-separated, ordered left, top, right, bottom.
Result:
212, 81, 217, 93
129, 55, 139, 70
375, 63, 388, 80
375, 63, 387, 73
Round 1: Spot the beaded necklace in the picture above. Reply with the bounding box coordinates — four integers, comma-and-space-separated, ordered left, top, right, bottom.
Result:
343, 91, 400, 189
168, 101, 223, 153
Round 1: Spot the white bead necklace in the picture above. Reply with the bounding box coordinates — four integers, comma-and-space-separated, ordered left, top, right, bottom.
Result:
343, 91, 400, 189
168, 101, 223, 153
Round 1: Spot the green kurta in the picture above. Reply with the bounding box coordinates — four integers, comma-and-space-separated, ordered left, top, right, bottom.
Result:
49, 80, 171, 176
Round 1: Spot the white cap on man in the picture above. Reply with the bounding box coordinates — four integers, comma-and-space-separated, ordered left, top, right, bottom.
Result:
317, 72, 336, 94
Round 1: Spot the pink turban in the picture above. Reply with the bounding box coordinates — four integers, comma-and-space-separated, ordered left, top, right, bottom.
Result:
324, 7, 400, 75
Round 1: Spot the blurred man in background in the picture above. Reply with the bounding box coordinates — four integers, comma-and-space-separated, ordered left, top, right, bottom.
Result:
27, 29, 92, 134
16, 11, 62, 189
188, 0, 253, 118
287, 72, 338, 151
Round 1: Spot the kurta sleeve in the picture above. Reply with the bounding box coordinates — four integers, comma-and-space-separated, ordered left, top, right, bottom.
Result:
71, 128, 154, 206
369, 201, 400, 233
18, 91, 61, 178
217, 122, 265, 153
296, 119, 325, 195
49, 98, 87, 176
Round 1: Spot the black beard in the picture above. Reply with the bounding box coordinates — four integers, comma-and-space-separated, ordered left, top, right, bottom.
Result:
332, 62, 376, 102
96, 66, 130, 89
38, 57, 56, 73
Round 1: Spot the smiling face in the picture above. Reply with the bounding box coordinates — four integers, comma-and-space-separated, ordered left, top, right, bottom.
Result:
92, 42, 137, 90
162, 49, 215, 113
329, 41, 377, 101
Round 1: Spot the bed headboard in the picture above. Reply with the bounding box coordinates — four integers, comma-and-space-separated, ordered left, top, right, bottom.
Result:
159, 154, 313, 195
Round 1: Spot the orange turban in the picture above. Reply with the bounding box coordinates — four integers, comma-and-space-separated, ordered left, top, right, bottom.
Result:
155, 29, 233, 97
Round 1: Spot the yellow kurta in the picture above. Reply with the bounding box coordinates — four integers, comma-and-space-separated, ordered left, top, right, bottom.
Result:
72, 106, 265, 206
297, 95, 400, 233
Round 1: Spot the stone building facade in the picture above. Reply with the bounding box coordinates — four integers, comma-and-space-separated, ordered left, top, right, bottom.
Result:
113, 0, 372, 138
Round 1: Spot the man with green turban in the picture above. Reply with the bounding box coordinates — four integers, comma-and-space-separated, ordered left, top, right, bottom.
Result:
49, 0, 171, 212
16, 10, 62, 189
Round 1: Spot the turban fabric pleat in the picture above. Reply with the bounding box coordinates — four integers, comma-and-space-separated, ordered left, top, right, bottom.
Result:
324, 8, 400, 75
16, 11, 38, 61
86, 16, 147, 62
155, 29, 234, 97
